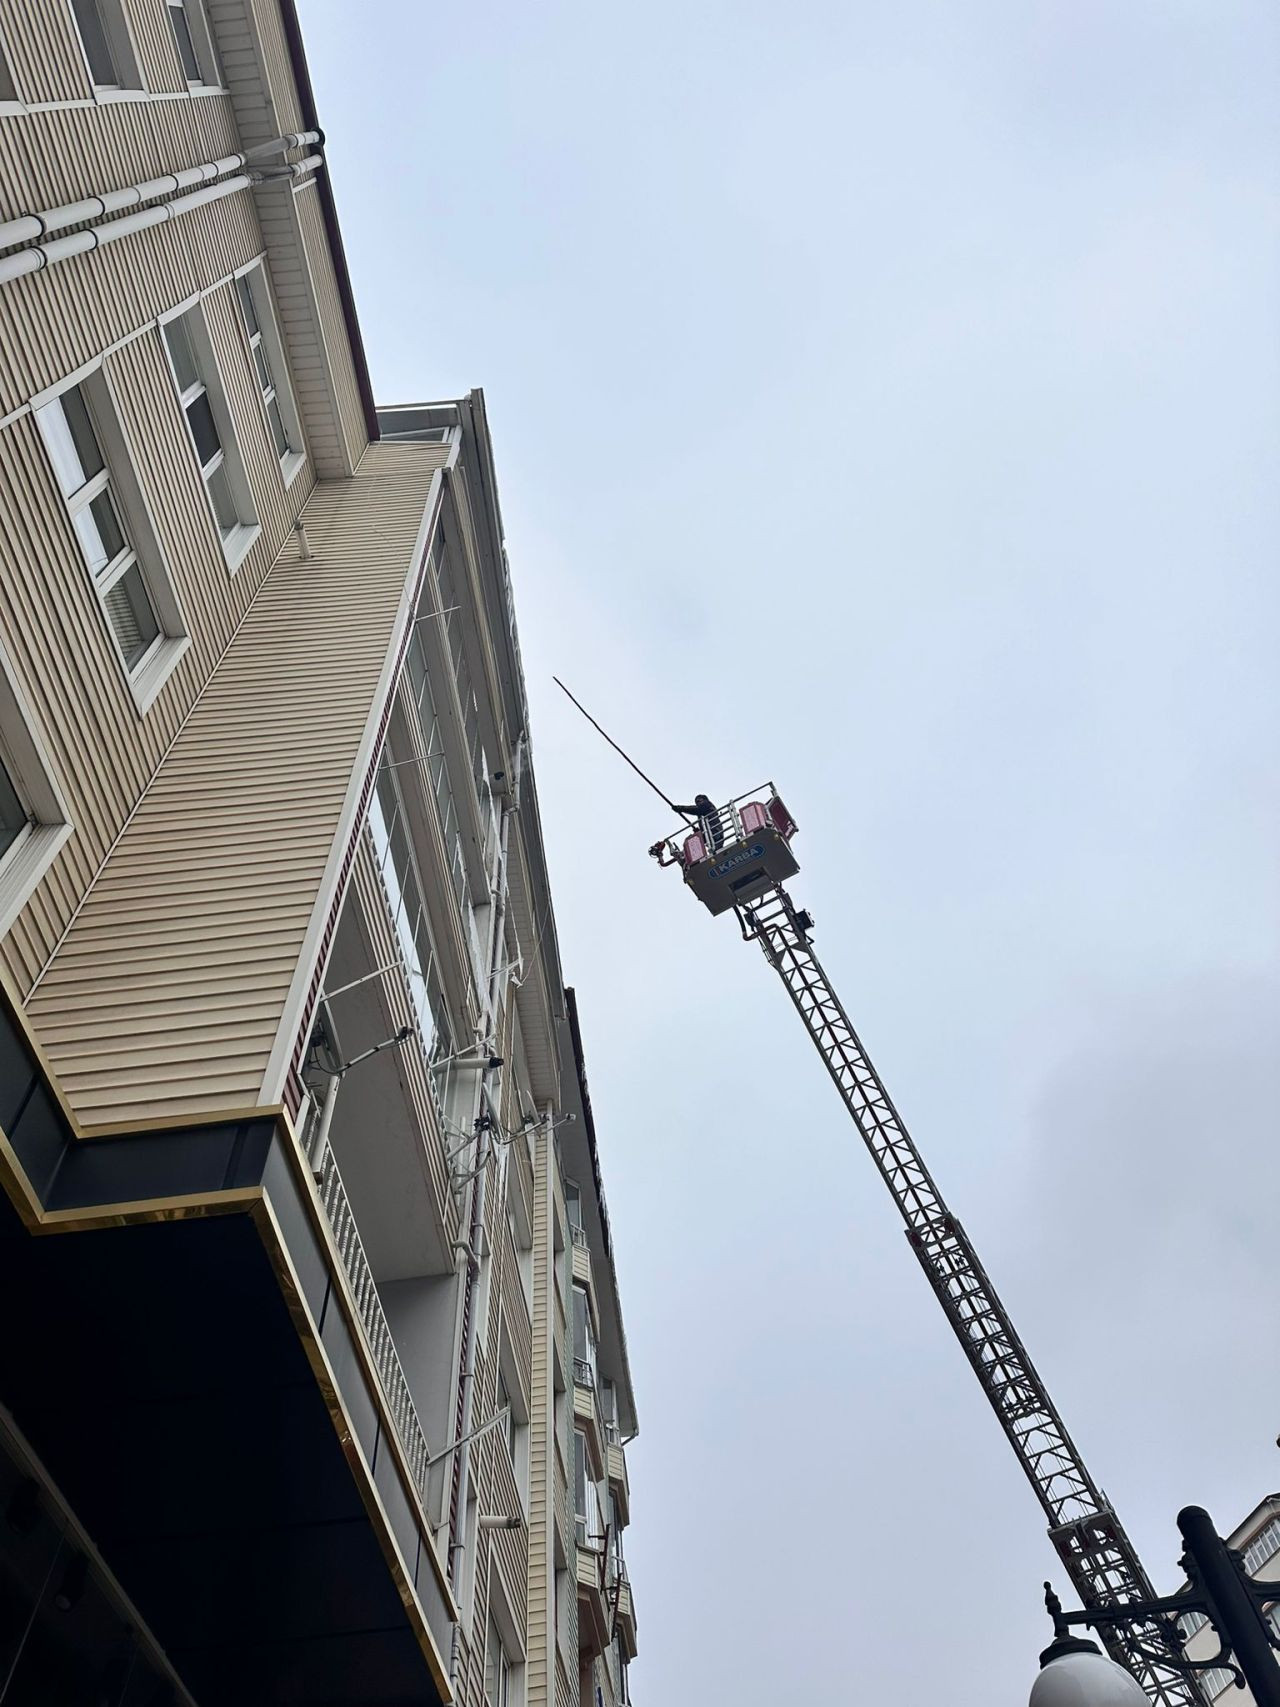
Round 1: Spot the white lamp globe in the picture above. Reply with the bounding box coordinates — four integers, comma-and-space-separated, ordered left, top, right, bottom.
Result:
1031, 1640, 1155, 1707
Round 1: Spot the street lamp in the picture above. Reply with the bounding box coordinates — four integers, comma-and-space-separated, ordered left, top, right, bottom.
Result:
1033, 1507, 1280, 1707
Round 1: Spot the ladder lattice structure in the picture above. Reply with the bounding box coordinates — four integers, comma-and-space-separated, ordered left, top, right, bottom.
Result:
742, 883, 1203, 1707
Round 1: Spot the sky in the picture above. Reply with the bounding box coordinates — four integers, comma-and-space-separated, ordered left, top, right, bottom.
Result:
300, 4, 1280, 1701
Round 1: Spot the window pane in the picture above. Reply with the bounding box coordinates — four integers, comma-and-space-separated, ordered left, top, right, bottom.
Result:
236, 275, 260, 338
184, 389, 221, 469
39, 388, 103, 499
0, 755, 25, 860
104, 563, 159, 669
71, 0, 119, 84
0, 50, 16, 102
252, 342, 272, 394
266, 395, 289, 458
72, 489, 126, 577
167, 1, 201, 79
163, 316, 201, 395
205, 461, 239, 538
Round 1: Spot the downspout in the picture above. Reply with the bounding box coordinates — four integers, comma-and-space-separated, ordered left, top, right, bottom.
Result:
446, 752, 521, 1686
0, 131, 319, 254
0, 156, 323, 288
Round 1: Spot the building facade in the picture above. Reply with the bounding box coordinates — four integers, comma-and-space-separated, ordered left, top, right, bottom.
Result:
0, 4, 636, 1704
1180, 1497, 1280, 1705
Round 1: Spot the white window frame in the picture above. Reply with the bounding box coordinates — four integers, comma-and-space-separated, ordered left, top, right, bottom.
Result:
0, 29, 18, 105
484, 1579, 525, 1707
160, 300, 259, 572
34, 366, 189, 714
0, 647, 73, 939
496, 1333, 530, 1514
233, 261, 305, 484
165, 0, 221, 89
67, 0, 142, 93
485, 1620, 511, 1707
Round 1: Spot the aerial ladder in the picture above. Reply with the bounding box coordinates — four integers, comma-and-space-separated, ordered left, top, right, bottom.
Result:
650, 787, 1205, 1707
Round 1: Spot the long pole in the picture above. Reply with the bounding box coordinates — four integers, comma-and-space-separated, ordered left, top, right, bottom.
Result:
1179, 1507, 1280, 1707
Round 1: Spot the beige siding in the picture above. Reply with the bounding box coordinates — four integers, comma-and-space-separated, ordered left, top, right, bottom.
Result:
121, 0, 186, 97
0, 0, 93, 107
0, 93, 243, 227
247, 0, 303, 134
295, 179, 367, 472
25, 442, 445, 1128
0, 276, 314, 994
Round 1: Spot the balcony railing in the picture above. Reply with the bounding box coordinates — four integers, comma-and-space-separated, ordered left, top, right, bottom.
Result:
569, 1222, 589, 1249
572, 1356, 595, 1389
316, 1142, 433, 1508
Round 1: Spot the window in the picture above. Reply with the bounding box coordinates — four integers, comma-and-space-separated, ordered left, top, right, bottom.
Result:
435, 545, 498, 844
573, 1429, 603, 1550
1243, 1517, 1280, 1577
36, 383, 160, 673
402, 622, 475, 952
69, 0, 139, 89
0, 648, 73, 937
0, 42, 16, 102
484, 1621, 511, 1707
235, 267, 303, 473
571, 1283, 596, 1387
162, 307, 256, 566
601, 1380, 619, 1444
497, 1371, 517, 1468
368, 767, 454, 1067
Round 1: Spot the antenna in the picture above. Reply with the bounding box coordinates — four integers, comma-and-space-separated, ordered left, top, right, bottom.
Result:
552, 677, 692, 821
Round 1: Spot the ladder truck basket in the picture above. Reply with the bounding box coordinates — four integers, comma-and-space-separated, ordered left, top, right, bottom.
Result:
651, 786, 799, 916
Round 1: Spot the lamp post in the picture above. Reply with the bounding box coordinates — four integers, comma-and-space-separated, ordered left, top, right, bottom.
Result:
1034, 1507, 1280, 1707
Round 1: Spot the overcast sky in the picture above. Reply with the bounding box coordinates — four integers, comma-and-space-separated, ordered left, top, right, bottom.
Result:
301, 4, 1280, 1700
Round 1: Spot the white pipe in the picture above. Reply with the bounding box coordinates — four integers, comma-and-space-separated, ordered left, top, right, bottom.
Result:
0, 173, 252, 285
0, 131, 319, 256
308, 1069, 341, 1175
255, 153, 323, 185
446, 801, 514, 1687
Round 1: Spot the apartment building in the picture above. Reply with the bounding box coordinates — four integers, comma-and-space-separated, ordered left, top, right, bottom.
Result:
1180, 1496, 1280, 1705
0, 4, 637, 1704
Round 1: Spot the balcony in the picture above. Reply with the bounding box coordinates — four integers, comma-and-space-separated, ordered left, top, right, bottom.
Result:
320, 836, 460, 1285
0, 993, 455, 1707
572, 1359, 606, 1465
575, 1531, 611, 1657
607, 1437, 630, 1528
571, 1230, 591, 1289
612, 1564, 638, 1658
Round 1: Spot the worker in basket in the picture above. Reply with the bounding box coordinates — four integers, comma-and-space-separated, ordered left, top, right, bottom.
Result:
671, 793, 724, 852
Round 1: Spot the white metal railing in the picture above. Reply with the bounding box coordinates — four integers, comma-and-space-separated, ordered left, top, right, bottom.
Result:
573, 1356, 595, 1390
316, 1143, 432, 1508
570, 1222, 589, 1250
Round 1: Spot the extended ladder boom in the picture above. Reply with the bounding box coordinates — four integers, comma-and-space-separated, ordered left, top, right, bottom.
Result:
743, 883, 1202, 1707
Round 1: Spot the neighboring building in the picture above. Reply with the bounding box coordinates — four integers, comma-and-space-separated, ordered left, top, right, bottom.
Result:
1180, 1497, 1280, 1705
0, 6, 636, 1706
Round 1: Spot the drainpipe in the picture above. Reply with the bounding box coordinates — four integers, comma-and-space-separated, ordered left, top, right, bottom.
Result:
446, 783, 516, 1687
0, 131, 320, 254
0, 154, 323, 287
